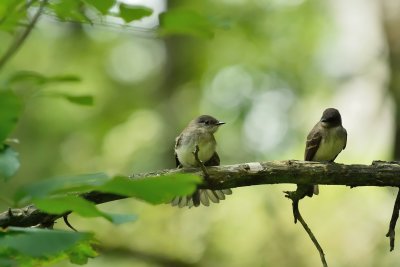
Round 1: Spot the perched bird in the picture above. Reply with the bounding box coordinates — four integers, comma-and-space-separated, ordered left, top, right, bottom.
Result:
303, 108, 347, 196
171, 115, 232, 208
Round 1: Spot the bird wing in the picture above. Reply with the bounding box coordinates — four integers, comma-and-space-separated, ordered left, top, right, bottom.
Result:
343, 128, 347, 150
204, 152, 220, 166
174, 134, 182, 168
304, 125, 322, 161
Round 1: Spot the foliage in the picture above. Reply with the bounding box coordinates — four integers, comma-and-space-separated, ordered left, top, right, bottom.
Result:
1, 0, 388, 266
0, 227, 97, 266
0, 0, 207, 265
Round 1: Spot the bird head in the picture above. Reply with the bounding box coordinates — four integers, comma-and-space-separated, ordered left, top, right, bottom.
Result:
320, 108, 342, 127
192, 115, 225, 133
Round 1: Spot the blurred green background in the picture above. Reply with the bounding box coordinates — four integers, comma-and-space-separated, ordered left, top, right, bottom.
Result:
2, 0, 400, 266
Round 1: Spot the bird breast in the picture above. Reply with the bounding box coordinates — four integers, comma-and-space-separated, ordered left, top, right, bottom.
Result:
313, 127, 346, 161
176, 133, 216, 167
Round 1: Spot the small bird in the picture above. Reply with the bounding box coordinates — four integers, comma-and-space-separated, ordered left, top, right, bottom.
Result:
171, 115, 232, 208
303, 108, 347, 196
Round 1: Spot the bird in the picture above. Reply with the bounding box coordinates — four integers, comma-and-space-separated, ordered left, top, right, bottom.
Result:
303, 108, 347, 197
171, 115, 232, 208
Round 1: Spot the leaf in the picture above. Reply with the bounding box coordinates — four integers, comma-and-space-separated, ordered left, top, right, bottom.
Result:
106, 213, 138, 225
41, 93, 94, 106
0, 227, 93, 257
119, 4, 153, 23
0, 146, 20, 181
15, 172, 110, 203
0, 0, 18, 18
159, 10, 214, 39
8, 71, 81, 85
48, 0, 92, 23
16, 173, 200, 207
0, 259, 15, 267
84, 0, 115, 15
33, 196, 106, 218
67, 241, 97, 265
64, 95, 94, 106
0, 0, 27, 33
33, 196, 137, 224
97, 174, 201, 204
0, 90, 22, 147
0, 229, 97, 266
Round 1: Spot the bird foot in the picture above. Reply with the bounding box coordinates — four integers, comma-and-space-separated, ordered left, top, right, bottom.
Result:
192, 145, 210, 180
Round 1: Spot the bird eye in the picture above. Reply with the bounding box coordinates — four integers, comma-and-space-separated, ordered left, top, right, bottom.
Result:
205, 120, 210, 125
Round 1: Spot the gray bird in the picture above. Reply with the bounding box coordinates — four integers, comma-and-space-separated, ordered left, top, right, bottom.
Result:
171, 115, 232, 208
303, 108, 347, 196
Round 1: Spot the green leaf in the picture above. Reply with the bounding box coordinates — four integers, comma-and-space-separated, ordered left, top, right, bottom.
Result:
33, 196, 106, 218
106, 213, 138, 225
159, 10, 214, 39
0, 0, 27, 33
15, 172, 110, 203
49, 0, 92, 23
98, 174, 201, 204
0, 227, 93, 257
84, 0, 115, 15
8, 71, 81, 85
0, 0, 17, 18
0, 259, 15, 267
0, 146, 20, 181
119, 4, 152, 23
0, 90, 22, 147
33, 196, 137, 224
15, 173, 200, 207
0, 229, 97, 266
67, 241, 97, 265
64, 95, 94, 106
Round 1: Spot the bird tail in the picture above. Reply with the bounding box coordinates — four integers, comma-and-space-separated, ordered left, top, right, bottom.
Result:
171, 189, 232, 208
313, 185, 319, 195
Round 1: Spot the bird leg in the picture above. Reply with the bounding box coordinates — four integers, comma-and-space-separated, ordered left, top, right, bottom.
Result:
192, 145, 210, 180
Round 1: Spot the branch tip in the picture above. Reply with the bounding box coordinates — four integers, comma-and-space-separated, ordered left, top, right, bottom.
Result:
386, 187, 400, 251
284, 188, 328, 266
63, 214, 77, 232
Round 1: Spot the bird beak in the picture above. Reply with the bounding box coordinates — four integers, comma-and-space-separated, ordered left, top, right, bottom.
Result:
216, 121, 225, 125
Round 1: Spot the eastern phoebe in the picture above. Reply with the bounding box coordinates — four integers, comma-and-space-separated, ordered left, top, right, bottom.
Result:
303, 108, 347, 196
171, 115, 232, 208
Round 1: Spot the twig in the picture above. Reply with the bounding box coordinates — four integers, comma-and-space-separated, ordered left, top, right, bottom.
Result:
63, 213, 77, 232
386, 187, 400, 251
285, 190, 328, 267
284, 185, 310, 223
192, 145, 209, 179
296, 204, 328, 267
0, 0, 47, 71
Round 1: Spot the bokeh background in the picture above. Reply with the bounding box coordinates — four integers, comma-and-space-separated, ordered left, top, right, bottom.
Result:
2, 0, 400, 266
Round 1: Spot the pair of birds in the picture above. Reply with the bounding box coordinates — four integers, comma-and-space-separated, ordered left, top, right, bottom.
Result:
172, 108, 347, 208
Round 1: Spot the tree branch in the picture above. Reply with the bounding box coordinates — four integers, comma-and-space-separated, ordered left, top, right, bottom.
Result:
1, 160, 400, 228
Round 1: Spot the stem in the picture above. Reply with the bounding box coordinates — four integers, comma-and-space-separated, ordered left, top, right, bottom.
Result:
0, 0, 47, 71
